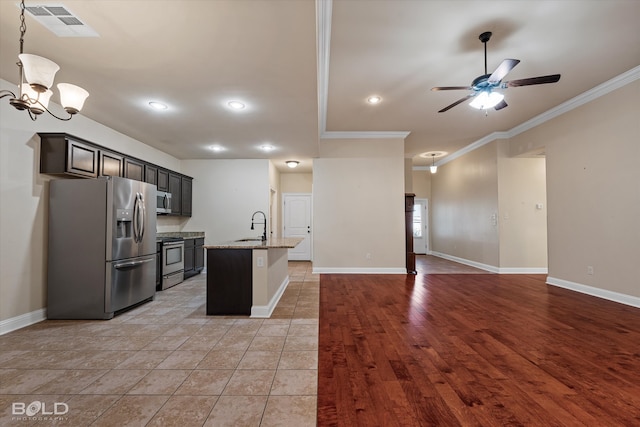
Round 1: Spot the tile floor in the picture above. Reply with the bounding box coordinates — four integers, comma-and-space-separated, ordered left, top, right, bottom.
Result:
0, 261, 318, 427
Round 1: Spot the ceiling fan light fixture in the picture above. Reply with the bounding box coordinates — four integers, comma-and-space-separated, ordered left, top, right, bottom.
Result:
469, 91, 504, 110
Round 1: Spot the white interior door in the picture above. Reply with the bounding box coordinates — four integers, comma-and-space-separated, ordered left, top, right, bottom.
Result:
283, 193, 312, 260
413, 198, 428, 254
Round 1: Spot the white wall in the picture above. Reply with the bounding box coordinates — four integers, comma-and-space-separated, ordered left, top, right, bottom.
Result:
312, 138, 406, 273
0, 78, 181, 325
179, 159, 271, 245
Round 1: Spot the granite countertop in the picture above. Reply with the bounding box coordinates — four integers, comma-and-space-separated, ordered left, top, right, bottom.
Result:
204, 237, 303, 249
157, 231, 205, 239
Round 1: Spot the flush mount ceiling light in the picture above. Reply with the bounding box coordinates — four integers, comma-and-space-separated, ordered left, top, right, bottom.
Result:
0, 0, 89, 121
367, 95, 382, 104
227, 101, 245, 110
285, 160, 299, 168
148, 101, 168, 110
208, 145, 224, 152
260, 144, 274, 152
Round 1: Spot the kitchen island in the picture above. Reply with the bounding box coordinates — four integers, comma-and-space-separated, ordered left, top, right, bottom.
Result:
204, 238, 303, 317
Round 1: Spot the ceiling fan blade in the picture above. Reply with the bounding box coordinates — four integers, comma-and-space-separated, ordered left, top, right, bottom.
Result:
494, 100, 508, 110
438, 94, 476, 113
488, 59, 520, 83
505, 74, 561, 87
431, 86, 472, 91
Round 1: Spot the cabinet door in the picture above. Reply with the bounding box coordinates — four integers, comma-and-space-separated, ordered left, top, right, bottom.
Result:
157, 169, 169, 192
169, 173, 182, 215
183, 239, 195, 273
99, 151, 123, 177
67, 139, 98, 177
124, 158, 144, 181
181, 177, 192, 217
144, 165, 158, 186
195, 238, 204, 271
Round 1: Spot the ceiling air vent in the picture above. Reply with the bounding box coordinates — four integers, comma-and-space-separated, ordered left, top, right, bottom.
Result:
22, 3, 99, 37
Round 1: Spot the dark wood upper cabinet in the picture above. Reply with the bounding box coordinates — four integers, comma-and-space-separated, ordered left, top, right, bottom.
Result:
157, 169, 169, 192
144, 164, 158, 186
38, 133, 193, 217
168, 173, 182, 215
181, 177, 192, 217
123, 158, 144, 181
99, 151, 123, 177
40, 134, 98, 178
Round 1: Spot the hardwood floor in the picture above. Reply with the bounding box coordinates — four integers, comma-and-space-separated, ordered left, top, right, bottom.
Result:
317, 258, 640, 426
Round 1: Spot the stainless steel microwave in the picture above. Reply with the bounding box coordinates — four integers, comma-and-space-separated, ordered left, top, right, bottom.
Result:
156, 191, 172, 214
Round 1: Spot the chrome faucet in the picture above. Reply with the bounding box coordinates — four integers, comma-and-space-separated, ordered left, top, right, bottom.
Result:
250, 211, 267, 241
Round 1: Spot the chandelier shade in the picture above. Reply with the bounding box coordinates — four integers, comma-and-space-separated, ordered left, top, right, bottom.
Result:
58, 83, 90, 114
18, 54, 60, 91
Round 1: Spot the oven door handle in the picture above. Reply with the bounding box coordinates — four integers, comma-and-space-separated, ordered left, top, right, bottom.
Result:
114, 258, 153, 269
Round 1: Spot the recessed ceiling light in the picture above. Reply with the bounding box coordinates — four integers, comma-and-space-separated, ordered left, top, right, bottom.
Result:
260, 144, 274, 152
367, 95, 382, 104
148, 101, 168, 110
227, 101, 245, 110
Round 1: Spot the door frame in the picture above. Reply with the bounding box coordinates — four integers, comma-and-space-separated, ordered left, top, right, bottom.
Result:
282, 193, 313, 261
414, 198, 429, 255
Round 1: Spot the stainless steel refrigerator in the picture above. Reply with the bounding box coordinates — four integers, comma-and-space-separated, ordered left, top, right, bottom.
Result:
47, 176, 157, 319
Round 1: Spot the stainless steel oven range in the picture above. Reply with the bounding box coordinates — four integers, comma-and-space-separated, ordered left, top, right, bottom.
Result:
160, 237, 184, 289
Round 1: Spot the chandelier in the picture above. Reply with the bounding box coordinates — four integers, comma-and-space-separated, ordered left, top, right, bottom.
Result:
0, 0, 89, 121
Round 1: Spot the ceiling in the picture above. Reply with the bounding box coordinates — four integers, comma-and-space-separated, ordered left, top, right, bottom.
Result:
1, 1, 639, 173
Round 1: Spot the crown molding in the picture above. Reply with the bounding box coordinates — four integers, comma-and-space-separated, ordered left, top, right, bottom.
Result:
316, 0, 332, 136
321, 131, 411, 140
434, 65, 640, 168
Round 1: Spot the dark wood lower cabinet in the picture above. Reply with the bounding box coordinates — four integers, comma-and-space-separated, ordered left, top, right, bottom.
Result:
206, 249, 252, 315
184, 237, 205, 280
405, 193, 416, 274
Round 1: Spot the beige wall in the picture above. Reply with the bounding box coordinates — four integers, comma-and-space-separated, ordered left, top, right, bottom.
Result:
497, 142, 548, 269
431, 141, 500, 268
313, 138, 406, 272
510, 80, 640, 298
280, 173, 312, 193
412, 169, 432, 200
0, 79, 181, 324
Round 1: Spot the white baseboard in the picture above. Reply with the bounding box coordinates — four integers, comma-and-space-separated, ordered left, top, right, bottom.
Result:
312, 267, 407, 274
546, 277, 640, 309
430, 252, 548, 274
0, 308, 46, 336
498, 267, 548, 274
430, 252, 499, 273
251, 276, 290, 318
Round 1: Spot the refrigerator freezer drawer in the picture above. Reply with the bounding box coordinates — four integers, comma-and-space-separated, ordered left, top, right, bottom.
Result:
108, 255, 156, 313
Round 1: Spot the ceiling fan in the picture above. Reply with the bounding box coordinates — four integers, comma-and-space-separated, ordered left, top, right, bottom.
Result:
432, 31, 561, 113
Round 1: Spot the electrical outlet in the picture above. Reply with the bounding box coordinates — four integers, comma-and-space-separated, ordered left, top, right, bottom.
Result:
587, 266, 594, 275
366, 253, 372, 260
257, 257, 264, 267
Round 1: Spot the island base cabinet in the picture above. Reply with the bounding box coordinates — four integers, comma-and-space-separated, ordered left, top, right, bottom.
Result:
206, 249, 252, 315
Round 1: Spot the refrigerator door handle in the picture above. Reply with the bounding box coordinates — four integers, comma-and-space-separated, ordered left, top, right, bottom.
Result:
138, 192, 145, 241
114, 258, 153, 269
133, 192, 142, 243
